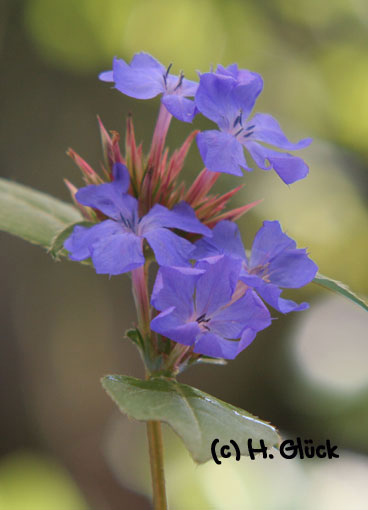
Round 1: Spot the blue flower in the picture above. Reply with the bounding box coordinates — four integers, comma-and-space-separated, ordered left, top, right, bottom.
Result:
64, 163, 211, 275
99, 52, 198, 123
193, 220, 318, 313
150, 256, 271, 359
195, 66, 312, 184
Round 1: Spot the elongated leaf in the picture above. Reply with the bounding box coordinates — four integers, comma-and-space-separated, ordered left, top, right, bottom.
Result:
313, 272, 368, 312
0, 178, 82, 248
102, 375, 280, 464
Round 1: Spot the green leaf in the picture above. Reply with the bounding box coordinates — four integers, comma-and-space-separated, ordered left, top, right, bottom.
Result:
0, 178, 82, 249
313, 272, 368, 312
102, 375, 280, 464
125, 328, 145, 350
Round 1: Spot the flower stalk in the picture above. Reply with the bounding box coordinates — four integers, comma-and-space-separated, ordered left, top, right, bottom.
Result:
146, 420, 168, 510
132, 262, 169, 508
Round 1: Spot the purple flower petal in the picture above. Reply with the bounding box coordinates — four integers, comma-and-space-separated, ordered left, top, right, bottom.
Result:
195, 73, 238, 127
151, 308, 200, 346
64, 220, 122, 261
239, 272, 262, 288
195, 256, 242, 316
193, 328, 259, 359
144, 227, 195, 267
243, 221, 317, 312
139, 202, 211, 236
216, 63, 239, 78
216, 64, 264, 91
193, 332, 241, 359
249, 221, 296, 268
161, 94, 197, 123
99, 70, 114, 82
256, 283, 309, 313
112, 162, 131, 192
76, 180, 138, 223
267, 249, 318, 288
244, 141, 309, 184
196, 130, 248, 176
112, 53, 165, 99
193, 328, 261, 359
238, 329, 258, 352
151, 266, 203, 317
249, 221, 318, 289
90, 231, 144, 275
196, 71, 263, 128
231, 79, 264, 121
193, 220, 246, 261
247, 113, 312, 150
210, 289, 271, 338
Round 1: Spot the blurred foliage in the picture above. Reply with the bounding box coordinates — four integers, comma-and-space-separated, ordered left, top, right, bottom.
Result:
0, 452, 88, 510
246, 144, 368, 294
105, 414, 368, 510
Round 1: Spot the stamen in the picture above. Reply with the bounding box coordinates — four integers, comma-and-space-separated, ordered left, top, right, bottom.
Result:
174, 71, 184, 91
196, 313, 211, 332
119, 212, 132, 230
163, 63, 173, 87
234, 128, 244, 137
196, 313, 211, 324
120, 212, 127, 226
165, 63, 173, 78
196, 313, 206, 323
233, 110, 243, 128
243, 131, 253, 138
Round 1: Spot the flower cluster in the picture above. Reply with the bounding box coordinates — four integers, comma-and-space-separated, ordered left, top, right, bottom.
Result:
100, 53, 311, 184
64, 52, 317, 369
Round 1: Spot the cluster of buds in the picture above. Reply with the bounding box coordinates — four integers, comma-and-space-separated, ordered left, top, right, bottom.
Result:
63, 52, 317, 375
65, 109, 259, 226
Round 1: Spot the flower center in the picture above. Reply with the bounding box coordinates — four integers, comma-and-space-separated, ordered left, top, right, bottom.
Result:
248, 262, 271, 283
119, 210, 138, 233
229, 111, 254, 139
196, 312, 211, 332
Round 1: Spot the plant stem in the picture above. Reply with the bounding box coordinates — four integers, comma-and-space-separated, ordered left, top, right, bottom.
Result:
146, 420, 168, 510
131, 264, 151, 338
132, 265, 168, 507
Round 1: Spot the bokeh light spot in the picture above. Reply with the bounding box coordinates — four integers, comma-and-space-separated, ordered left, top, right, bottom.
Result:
293, 295, 368, 393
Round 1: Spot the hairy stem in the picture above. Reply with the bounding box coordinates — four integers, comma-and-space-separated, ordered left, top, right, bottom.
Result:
146, 420, 168, 510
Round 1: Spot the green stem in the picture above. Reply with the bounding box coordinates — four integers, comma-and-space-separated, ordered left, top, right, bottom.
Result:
146, 420, 168, 509
132, 264, 168, 507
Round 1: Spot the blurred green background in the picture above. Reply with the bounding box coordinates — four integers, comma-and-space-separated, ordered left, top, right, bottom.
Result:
1, 0, 368, 508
